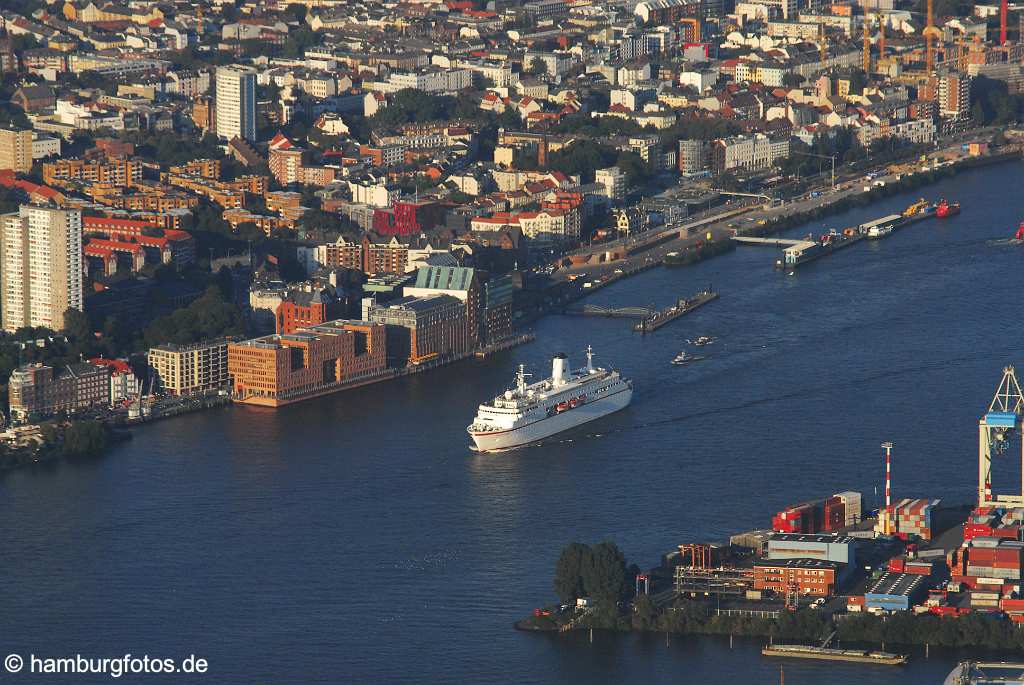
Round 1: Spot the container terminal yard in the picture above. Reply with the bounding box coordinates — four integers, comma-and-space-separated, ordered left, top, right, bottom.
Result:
525, 366, 1024, 680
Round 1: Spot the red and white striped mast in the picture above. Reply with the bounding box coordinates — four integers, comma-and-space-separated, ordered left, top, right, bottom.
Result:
881, 441, 894, 535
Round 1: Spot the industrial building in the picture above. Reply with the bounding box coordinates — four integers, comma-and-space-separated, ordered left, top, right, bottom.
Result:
766, 534, 856, 568
864, 572, 929, 612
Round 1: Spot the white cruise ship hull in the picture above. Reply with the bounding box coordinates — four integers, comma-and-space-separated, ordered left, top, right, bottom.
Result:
469, 387, 632, 453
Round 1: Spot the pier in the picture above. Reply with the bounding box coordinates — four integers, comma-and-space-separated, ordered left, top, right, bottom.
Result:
633, 290, 719, 334
561, 305, 654, 318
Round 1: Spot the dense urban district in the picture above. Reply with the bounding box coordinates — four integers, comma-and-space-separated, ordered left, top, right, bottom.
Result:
0, 0, 1023, 472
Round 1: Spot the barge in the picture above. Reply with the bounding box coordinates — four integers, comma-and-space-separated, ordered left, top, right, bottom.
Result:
762, 645, 907, 665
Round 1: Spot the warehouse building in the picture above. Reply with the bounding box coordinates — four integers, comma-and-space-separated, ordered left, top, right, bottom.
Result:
864, 572, 928, 612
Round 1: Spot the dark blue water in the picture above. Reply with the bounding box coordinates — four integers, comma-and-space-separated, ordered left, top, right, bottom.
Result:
3, 163, 1023, 684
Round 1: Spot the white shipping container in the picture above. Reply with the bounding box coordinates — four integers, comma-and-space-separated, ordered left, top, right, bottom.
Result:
975, 578, 1003, 586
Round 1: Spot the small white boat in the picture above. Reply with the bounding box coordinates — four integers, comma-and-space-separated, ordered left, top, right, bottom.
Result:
672, 351, 706, 366
688, 336, 716, 346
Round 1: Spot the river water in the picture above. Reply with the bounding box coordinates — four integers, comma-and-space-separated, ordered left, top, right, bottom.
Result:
2, 162, 1023, 684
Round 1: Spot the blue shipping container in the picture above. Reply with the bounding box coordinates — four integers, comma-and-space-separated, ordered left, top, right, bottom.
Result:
985, 412, 1018, 427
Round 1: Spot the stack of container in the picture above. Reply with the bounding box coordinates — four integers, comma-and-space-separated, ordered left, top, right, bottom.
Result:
823, 496, 845, 532
969, 589, 1001, 609
771, 501, 821, 533
965, 538, 1024, 582
963, 509, 1021, 541
771, 491, 863, 533
894, 498, 940, 540
999, 598, 1024, 623
835, 491, 862, 527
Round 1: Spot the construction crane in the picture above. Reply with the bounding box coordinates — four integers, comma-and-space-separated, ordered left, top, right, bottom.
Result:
1001, 0, 1008, 45
818, 23, 828, 70
862, 17, 871, 72
923, 0, 942, 72
877, 10, 886, 62
978, 366, 1024, 508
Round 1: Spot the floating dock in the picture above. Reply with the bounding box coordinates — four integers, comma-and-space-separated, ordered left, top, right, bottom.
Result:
733, 202, 940, 271
762, 645, 907, 665
633, 290, 718, 334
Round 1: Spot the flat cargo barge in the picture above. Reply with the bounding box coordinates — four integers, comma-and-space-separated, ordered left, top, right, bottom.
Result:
633, 290, 718, 333
762, 645, 907, 665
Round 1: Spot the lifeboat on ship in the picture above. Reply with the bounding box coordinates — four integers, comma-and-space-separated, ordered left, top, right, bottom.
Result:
936, 200, 960, 218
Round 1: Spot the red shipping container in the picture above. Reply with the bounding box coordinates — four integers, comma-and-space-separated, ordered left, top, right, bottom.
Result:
888, 558, 906, 573
1000, 599, 1024, 611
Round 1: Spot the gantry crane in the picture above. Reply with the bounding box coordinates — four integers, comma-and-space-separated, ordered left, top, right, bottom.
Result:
978, 366, 1024, 507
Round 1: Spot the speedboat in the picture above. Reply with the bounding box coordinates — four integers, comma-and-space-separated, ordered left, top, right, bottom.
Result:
689, 336, 716, 346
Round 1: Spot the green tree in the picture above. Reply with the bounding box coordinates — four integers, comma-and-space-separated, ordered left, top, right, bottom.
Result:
60, 421, 110, 458
581, 541, 628, 603
528, 57, 549, 77
632, 594, 658, 631
553, 542, 591, 603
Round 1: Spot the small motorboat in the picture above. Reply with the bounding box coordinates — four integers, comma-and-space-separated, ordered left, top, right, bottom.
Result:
688, 335, 716, 346
672, 351, 706, 366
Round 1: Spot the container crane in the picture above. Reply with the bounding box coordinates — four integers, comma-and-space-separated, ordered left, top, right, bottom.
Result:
978, 366, 1024, 507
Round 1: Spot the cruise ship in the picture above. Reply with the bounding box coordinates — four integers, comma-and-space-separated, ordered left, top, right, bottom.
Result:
467, 348, 632, 452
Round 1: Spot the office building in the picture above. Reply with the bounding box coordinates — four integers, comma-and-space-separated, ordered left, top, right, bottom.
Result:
0, 128, 32, 173
228, 321, 387, 407
216, 65, 257, 142
0, 205, 83, 332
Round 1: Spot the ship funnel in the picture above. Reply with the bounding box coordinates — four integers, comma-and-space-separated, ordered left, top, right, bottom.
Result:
552, 353, 567, 387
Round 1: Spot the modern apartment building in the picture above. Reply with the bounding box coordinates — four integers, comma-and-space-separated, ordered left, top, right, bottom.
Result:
215, 65, 257, 142
148, 339, 231, 395
0, 204, 84, 332
0, 128, 33, 173
595, 166, 626, 201
937, 70, 972, 120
